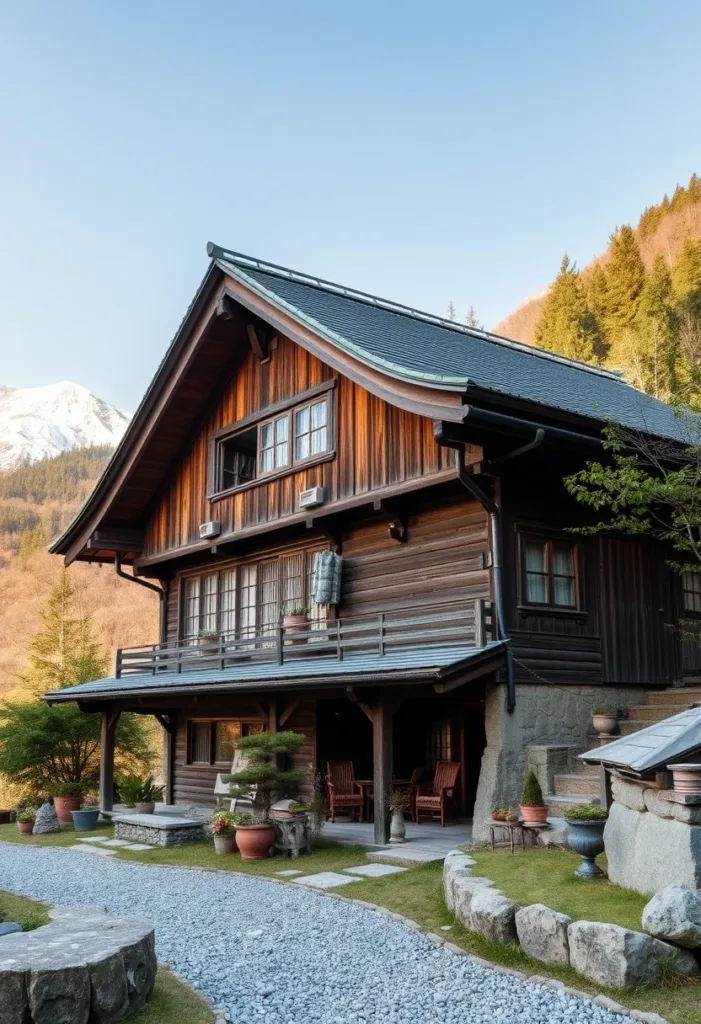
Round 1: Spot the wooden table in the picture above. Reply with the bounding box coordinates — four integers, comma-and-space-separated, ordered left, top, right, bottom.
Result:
355, 778, 410, 823
487, 819, 550, 852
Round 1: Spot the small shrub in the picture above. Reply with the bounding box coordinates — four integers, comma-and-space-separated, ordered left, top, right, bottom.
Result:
564, 804, 609, 822
520, 770, 545, 807
16, 808, 36, 823
209, 810, 237, 836
51, 782, 84, 799
592, 706, 611, 716
232, 811, 253, 827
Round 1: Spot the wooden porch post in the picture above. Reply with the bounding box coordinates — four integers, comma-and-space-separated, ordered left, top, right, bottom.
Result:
99, 710, 121, 813
371, 696, 395, 845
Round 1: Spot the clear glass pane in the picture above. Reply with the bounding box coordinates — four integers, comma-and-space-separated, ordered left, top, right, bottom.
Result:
295, 406, 310, 435
295, 434, 310, 461
219, 570, 237, 635
184, 576, 201, 640
261, 448, 274, 473
526, 573, 547, 604
214, 721, 241, 763
311, 399, 327, 428
201, 574, 218, 633
260, 561, 280, 637
275, 415, 289, 442
190, 722, 210, 763
551, 545, 573, 576
552, 576, 575, 606
238, 565, 257, 637
525, 541, 546, 572
275, 440, 289, 467
311, 426, 327, 455
260, 422, 273, 448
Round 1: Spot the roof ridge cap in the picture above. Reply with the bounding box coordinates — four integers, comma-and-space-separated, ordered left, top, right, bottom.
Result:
207, 242, 627, 385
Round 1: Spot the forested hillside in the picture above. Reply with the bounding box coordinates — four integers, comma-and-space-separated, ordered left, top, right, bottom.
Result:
0, 447, 157, 695
496, 174, 701, 404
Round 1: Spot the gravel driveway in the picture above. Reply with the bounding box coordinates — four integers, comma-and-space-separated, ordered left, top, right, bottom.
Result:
0, 844, 629, 1024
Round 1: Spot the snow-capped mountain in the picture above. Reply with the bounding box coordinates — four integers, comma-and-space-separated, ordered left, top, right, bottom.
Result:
0, 382, 130, 470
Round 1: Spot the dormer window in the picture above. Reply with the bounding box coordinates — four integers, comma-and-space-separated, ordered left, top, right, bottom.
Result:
210, 383, 335, 498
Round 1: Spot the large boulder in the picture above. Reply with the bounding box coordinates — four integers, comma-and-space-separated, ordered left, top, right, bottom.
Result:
604, 801, 701, 893
27, 963, 91, 1024
453, 878, 494, 928
642, 885, 701, 948
515, 903, 571, 966
32, 802, 60, 835
468, 888, 519, 944
568, 920, 699, 988
442, 850, 475, 912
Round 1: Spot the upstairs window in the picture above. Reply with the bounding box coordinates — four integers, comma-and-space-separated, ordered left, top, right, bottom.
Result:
212, 390, 333, 496
683, 572, 701, 614
521, 536, 578, 609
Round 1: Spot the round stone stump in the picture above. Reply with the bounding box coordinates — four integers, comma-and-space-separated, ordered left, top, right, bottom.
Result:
0, 906, 156, 1023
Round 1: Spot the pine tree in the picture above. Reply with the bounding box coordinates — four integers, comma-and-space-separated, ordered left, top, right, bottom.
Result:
447, 301, 457, 322
465, 306, 482, 329
604, 226, 646, 348
633, 255, 678, 399
672, 239, 701, 321
534, 255, 602, 362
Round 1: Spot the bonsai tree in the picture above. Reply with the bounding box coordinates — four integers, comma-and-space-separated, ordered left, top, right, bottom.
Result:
224, 730, 307, 823
521, 770, 545, 808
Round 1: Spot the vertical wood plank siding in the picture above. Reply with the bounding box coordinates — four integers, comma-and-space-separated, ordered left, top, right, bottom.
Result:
144, 335, 454, 558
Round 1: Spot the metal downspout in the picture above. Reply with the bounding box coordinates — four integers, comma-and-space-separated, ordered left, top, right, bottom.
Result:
114, 554, 167, 644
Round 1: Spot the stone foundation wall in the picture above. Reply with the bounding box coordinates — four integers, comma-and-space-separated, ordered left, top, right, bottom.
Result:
472, 683, 648, 842
114, 821, 205, 847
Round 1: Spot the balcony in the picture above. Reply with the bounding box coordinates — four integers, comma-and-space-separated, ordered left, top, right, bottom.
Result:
115, 600, 493, 678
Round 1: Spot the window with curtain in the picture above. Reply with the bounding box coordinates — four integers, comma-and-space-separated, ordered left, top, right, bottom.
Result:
187, 720, 265, 765
522, 536, 578, 609
683, 572, 701, 613
425, 721, 452, 769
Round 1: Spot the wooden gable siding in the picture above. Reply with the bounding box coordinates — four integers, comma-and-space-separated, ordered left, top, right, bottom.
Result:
171, 697, 316, 808
144, 334, 453, 559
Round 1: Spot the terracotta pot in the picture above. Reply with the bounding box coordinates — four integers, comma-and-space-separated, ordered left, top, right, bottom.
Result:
53, 796, 81, 824
668, 763, 701, 795
520, 804, 548, 826
491, 811, 506, 821
136, 801, 156, 815
235, 823, 275, 860
213, 834, 235, 855
593, 713, 617, 736
17, 820, 34, 834
505, 813, 519, 823
283, 614, 309, 646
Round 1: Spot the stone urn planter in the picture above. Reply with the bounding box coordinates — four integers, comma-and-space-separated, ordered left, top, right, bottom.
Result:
668, 763, 701, 795
593, 712, 617, 742
53, 796, 81, 824
213, 835, 235, 855
566, 819, 606, 878
136, 801, 156, 815
71, 808, 100, 831
236, 823, 275, 860
390, 809, 406, 843
282, 612, 309, 646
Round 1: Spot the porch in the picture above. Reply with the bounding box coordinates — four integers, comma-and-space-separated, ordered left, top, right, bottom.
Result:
323, 819, 473, 863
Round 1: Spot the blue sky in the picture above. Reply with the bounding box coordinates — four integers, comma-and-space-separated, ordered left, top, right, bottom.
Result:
1, 2, 700, 411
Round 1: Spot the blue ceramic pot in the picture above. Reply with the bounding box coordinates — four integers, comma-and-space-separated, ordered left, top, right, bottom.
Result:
71, 809, 100, 831
567, 819, 606, 878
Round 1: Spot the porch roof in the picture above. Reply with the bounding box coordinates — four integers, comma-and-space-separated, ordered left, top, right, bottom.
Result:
44, 641, 505, 704
579, 705, 701, 775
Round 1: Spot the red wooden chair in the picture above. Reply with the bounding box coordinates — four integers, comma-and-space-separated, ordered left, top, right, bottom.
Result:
326, 761, 364, 822
414, 761, 461, 826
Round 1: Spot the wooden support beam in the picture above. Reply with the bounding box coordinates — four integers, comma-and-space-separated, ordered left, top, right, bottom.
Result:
599, 764, 612, 811
99, 710, 121, 813
246, 321, 271, 362
279, 699, 300, 728
372, 499, 407, 543
268, 699, 278, 735
153, 712, 177, 805
253, 701, 270, 725
305, 515, 342, 553
371, 698, 395, 845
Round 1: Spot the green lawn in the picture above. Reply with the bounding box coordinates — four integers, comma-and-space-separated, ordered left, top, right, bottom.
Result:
0, 887, 214, 1024
3, 824, 701, 1023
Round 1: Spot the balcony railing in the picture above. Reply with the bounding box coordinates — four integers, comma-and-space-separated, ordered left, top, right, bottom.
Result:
115, 599, 494, 678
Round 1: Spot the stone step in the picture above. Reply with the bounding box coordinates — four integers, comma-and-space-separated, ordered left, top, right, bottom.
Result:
646, 688, 701, 707
618, 719, 650, 736
553, 773, 600, 797
545, 793, 601, 814
627, 704, 688, 721
573, 759, 600, 775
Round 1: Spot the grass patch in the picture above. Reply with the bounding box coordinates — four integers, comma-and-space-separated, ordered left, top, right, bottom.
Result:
471, 847, 648, 931
0, 889, 50, 931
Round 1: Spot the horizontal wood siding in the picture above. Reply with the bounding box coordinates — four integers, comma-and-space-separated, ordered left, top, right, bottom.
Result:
144, 334, 454, 558
172, 697, 316, 808
510, 632, 602, 685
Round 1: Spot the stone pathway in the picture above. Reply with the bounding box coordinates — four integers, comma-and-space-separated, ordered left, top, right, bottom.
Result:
72, 837, 157, 855
277, 862, 407, 888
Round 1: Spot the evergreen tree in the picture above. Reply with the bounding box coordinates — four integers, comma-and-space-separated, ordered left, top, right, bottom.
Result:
634, 255, 678, 399
465, 306, 482, 329
534, 255, 602, 362
584, 264, 610, 361
604, 226, 646, 349
447, 301, 457, 322
672, 239, 701, 321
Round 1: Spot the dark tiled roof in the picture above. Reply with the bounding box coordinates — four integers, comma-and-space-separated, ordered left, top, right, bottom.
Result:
217, 251, 692, 442
45, 642, 504, 701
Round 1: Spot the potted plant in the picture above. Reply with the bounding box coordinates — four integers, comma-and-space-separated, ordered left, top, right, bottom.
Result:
388, 789, 408, 843
118, 775, 143, 809
224, 730, 306, 860
520, 770, 548, 826
282, 603, 309, 645
491, 808, 508, 821
592, 707, 617, 739
197, 628, 220, 656
52, 783, 84, 825
16, 808, 36, 834
209, 809, 238, 854
135, 777, 164, 814
71, 795, 100, 832
564, 804, 608, 878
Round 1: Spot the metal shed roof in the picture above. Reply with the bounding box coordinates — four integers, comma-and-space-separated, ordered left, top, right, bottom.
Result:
580, 705, 701, 774
44, 642, 505, 703
217, 250, 695, 443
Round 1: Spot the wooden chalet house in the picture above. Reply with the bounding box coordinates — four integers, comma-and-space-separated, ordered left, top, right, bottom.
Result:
47, 244, 701, 844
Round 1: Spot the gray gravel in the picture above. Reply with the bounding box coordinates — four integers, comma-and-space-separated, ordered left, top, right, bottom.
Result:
0, 844, 630, 1024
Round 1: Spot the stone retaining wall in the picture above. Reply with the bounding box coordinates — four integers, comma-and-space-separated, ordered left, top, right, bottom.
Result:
0, 906, 156, 1023
114, 821, 205, 847
442, 848, 699, 990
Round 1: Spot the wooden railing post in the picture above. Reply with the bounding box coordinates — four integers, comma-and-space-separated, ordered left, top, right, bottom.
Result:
378, 613, 385, 657
474, 599, 485, 648
277, 625, 284, 665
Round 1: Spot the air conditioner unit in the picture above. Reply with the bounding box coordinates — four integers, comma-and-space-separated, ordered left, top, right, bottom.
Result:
199, 520, 222, 540
299, 486, 326, 509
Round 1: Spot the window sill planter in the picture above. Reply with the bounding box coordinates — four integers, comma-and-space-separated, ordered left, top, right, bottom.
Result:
213, 835, 235, 855
566, 819, 606, 878
71, 809, 100, 831
668, 763, 701, 795
236, 823, 275, 860
136, 801, 156, 815
16, 820, 34, 835
283, 614, 309, 646
519, 805, 548, 826
54, 796, 82, 825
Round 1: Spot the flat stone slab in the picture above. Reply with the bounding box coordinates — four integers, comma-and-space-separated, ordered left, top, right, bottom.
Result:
101, 839, 132, 847
113, 815, 205, 847
70, 845, 117, 857
0, 906, 156, 1023
291, 872, 362, 889
122, 843, 155, 851
343, 864, 408, 877
77, 837, 111, 844
275, 869, 304, 877
112, 814, 201, 829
